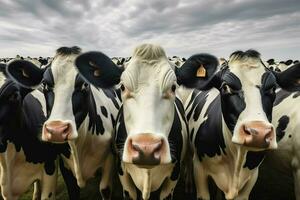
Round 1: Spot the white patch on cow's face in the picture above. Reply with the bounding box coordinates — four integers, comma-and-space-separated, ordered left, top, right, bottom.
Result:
42, 55, 79, 142
121, 57, 176, 163
229, 59, 277, 149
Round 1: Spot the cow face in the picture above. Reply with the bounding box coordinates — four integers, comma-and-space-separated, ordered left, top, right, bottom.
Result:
75, 44, 219, 166
6, 47, 90, 143
178, 50, 300, 151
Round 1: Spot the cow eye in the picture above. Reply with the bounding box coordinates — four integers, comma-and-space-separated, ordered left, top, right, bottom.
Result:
120, 84, 126, 92
81, 83, 89, 91
171, 84, 176, 93
265, 86, 276, 96
43, 83, 52, 92
220, 83, 232, 95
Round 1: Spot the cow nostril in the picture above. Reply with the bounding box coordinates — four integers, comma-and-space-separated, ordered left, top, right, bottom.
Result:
45, 125, 53, 134
132, 143, 142, 153
153, 140, 163, 152
243, 125, 251, 135
63, 124, 70, 134
243, 125, 258, 135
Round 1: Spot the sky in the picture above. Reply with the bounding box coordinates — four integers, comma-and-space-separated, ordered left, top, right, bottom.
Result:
0, 0, 299, 60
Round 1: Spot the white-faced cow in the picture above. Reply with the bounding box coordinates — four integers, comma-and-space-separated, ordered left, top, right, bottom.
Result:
6, 47, 121, 200
184, 50, 300, 200
74, 44, 219, 200
0, 62, 61, 200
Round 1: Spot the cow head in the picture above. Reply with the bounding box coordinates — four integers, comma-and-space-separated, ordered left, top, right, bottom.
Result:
75, 44, 218, 166
178, 50, 300, 151
6, 47, 92, 143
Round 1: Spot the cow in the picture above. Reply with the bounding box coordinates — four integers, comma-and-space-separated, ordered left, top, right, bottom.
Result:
6, 46, 121, 200
73, 43, 219, 200
183, 50, 300, 200
269, 72, 300, 200
0, 62, 61, 200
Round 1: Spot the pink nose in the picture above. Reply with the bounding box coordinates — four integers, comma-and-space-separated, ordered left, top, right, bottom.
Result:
239, 121, 274, 149
43, 121, 71, 143
128, 134, 164, 166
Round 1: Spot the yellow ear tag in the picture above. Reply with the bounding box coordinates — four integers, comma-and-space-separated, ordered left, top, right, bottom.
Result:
22, 69, 30, 78
196, 65, 206, 77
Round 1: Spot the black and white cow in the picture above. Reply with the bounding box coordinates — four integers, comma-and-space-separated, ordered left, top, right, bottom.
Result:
6, 47, 120, 200
74, 44, 219, 200
184, 50, 300, 200
270, 69, 300, 200
0, 62, 61, 199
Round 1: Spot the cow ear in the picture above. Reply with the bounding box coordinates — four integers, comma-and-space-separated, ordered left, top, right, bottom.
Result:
175, 53, 219, 90
75, 51, 123, 88
6, 60, 44, 88
274, 63, 300, 91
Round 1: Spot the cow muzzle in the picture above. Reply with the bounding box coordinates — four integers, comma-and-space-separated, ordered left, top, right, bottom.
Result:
124, 134, 168, 167
234, 121, 276, 149
43, 121, 72, 143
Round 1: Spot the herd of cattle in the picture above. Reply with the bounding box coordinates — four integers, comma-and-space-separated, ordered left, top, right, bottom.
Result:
0, 44, 299, 200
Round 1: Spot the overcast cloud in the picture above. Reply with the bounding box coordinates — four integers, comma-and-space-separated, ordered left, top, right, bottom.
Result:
0, 0, 299, 60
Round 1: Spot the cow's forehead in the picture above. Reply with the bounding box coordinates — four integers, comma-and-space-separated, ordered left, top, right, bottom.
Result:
122, 57, 176, 89
50, 55, 78, 85
228, 59, 266, 86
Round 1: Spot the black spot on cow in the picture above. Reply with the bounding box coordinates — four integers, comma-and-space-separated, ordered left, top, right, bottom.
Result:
190, 128, 195, 142
88, 91, 105, 135
243, 151, 265, 170
72, 75, 89, 129
186, 90, 209, 122
192, 91, 209, 121
260, 72, 277, 121
100, 106, 108, 118
101, 187, 111, 200
168, 104, 183, 163
110, 113, 116, 129
102, 88, 120, 110
194, 94, 226, 161
276, 115, 290, 141
289, 135, 292, 138
185, 89, 198, 112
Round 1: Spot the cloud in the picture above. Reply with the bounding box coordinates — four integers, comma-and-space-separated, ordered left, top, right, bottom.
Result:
0, 0, 299, 60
